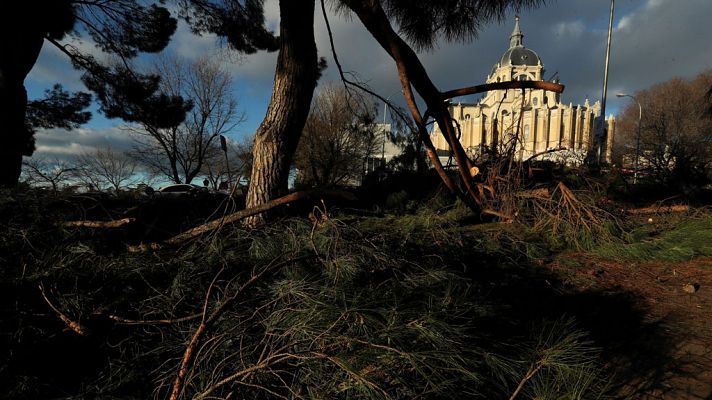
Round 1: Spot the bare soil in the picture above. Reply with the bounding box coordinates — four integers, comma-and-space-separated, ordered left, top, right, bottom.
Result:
551, 255, 712, 399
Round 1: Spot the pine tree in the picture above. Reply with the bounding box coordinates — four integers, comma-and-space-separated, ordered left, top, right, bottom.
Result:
0, 0, 179, 187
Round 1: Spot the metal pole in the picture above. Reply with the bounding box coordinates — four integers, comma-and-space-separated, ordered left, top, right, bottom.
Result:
220, 135, 232, 189
223, 149, 231, 187
597, 0, 615, 165
634, 100, 642, 184
382, 100, 387, 165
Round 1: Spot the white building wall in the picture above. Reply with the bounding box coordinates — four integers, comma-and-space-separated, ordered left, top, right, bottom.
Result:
431, 18, 614, 164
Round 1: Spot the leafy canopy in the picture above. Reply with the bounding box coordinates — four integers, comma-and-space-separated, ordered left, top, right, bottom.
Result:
177, 0, 278, 53
25, 84, 92, 130
337, 0, 545, 50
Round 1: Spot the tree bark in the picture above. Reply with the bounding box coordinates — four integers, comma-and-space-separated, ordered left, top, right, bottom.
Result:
0, 14, 45, 187
347, 0, 482, 208
244, 0, 319, 226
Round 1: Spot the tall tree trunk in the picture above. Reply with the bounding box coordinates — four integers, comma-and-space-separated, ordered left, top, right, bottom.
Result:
0, 21, 45, 187
244, 0, 318, 226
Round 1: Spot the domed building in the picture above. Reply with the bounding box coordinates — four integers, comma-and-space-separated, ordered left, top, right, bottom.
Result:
432, 17, 615, 164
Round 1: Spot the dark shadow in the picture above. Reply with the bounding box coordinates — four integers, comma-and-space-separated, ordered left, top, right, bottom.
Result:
1, 187, 710, 398
458, 249, 706, 399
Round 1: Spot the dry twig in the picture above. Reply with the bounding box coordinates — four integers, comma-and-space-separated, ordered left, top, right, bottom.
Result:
64, 217, 135, 228
39, 283, 90, 336
168, 256, 309, 400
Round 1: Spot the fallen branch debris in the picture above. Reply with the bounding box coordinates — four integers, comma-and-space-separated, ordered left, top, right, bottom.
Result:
39, 283, 90, 337
64, 217, 135, 229
168, 256, 308, 400
626, 204, 690, 215
127, 189, 356, 252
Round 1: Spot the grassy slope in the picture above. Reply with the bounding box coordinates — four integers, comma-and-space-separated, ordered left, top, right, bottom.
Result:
594, 214, 712, 262
0, 191, 620, 399
11, 190, 711, 398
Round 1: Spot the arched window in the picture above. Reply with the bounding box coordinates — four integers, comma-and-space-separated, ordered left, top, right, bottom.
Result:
533, 97, 538, 106
464, 114, 471, 120
497, 77, 501, 82
524, 125, 530, 140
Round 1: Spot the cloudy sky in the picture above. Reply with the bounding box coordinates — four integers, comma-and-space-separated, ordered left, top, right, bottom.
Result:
25, 0, 712, 159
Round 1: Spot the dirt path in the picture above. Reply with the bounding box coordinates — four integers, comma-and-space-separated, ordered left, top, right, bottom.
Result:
554, 256, 712, 399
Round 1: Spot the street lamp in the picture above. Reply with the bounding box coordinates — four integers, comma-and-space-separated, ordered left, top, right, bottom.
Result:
220, 135, 232, 188
595, 0, 615, 166
616, 93, 642, 184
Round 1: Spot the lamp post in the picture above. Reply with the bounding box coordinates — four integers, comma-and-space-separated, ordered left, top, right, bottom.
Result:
382, 100, 388, 166
616, 93, 642, 184
220, 135, 232, 188
595, 0, 615, 166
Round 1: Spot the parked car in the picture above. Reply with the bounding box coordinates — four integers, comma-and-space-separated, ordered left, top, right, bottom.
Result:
155, 184, 209, 197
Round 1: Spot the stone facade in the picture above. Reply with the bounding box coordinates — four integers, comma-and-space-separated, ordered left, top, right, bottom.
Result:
432, 17, 615, 164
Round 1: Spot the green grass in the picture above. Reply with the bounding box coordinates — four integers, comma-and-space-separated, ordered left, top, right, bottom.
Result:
593, 215, 712, 262
0, 189, 621, 399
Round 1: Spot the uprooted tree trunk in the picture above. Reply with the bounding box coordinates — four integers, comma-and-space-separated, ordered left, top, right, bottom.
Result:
347, 0, 563, 215
244, 0, 319, 227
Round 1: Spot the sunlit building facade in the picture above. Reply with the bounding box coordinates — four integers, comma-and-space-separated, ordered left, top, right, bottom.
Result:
432, 17, 615, 164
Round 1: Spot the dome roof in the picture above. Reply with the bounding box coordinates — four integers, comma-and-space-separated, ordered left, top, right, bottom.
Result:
499, 46, 541, 66
496, 16, 541, 67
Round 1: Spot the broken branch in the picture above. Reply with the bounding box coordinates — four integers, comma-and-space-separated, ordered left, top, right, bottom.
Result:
127, 190, 356, 252
168, 256, 311, 400
442, 80, 565, 100
39, 283, 90, 336
64, 217, 135, 229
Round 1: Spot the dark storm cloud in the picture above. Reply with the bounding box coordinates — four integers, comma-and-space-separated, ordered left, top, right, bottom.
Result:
25, 0, 712, 151
311, 0, 712, 115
